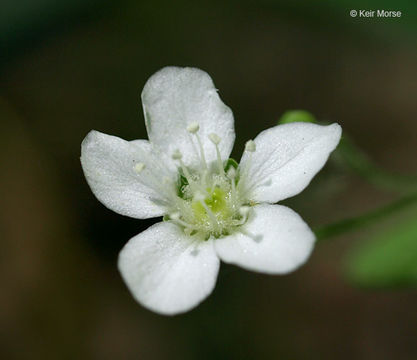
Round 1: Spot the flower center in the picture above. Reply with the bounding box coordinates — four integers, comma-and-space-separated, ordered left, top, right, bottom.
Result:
191, 187, 228, 221
166, 123, 256, 240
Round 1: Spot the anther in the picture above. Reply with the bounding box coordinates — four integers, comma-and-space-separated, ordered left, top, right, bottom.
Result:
208, 133, 221, 145
227, 167, 236, 179
245, 140, 256, 152
133, 162, 145, 173
253, 234, 263, 243
170, 212, 180, 220
187, 122, 200, 134
172, 149, 183, 160
239, 206, 250, 216
172, 150, 203, 193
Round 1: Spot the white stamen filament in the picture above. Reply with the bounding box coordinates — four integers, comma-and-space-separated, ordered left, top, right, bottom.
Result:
239, 140, 257, 198
136, 164, 178, 203
228, 206, 250, 226
240, 228, 262, 243
227, 167, 237, 203
239, 206, 250, 216
185, 123, 208, 178
132, 160, 177, 204
177, 158, 192, 180
170, 213, 199, 230
193, 191, 217, 227
198, 199, 220, 232
172, 149, 202, 193
195, 133, 208, 170
209, 133, 225, 177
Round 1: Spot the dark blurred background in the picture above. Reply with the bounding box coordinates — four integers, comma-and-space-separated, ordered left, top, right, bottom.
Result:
1, 0, 416, 359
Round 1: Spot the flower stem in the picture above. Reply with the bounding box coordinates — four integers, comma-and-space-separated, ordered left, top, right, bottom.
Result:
335, 135, 417, 193
314, 192, 417, 242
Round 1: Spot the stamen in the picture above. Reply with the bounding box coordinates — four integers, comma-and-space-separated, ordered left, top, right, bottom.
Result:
200, 201, 219, 230
185, 122, 208, 173
132, 160, 179, 204
195, 133, 208, 170
231, 177, 237, 204
239, 206, 250, 216
170, 212, 199, 230
172, 149, 183, 160
245, 140, 256, 152
170, 212, 181, 220
208, 133, 221, 145
133, 162, 145, 174
167, 128, 254, 239
172, 150, 207, 195
230, 206, 250, 225
187, 122, 200, 134
172, 150, 192, 180
194, 192, 219, 231
227, 167, 236, 179
239, 140, 256, 197
208, 133, 225, 177
240, 228, 263, 243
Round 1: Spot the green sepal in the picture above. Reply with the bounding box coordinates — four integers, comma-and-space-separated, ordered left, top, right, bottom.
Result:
278, 110, 317, 125
224, 158, 238, 172
224, 158, 240, 183
176, 168, 189, 199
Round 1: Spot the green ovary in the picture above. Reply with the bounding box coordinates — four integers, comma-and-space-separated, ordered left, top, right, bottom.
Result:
191, 187, 230, 223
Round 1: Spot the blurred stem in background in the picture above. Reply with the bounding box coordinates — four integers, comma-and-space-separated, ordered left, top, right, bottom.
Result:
279, 111, 417, 287
336, 134, 417, 193
278, 110, 417, 241
314, 191, 417, 241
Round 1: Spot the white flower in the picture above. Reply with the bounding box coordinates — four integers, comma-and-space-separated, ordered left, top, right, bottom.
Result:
81, 67, 342, 315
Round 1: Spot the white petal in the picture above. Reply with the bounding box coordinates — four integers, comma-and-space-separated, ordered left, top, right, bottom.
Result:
141, 67, 235, 167
81, 130, 175, 219
215, 204, 315, 274
118, 222, 220, 315
239, 123, 341, 203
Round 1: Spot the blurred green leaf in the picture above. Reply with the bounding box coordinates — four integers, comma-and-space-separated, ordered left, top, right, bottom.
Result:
345, 212, 417, 288
278, 110, 317, 124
